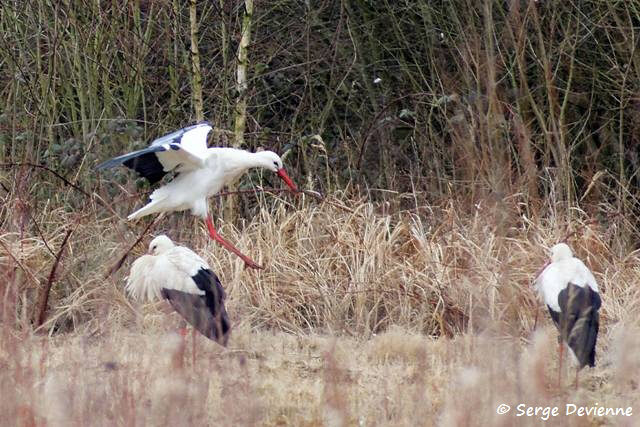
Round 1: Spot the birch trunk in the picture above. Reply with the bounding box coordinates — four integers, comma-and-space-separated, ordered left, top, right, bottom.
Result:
189, 0, 204, 122
234, 0, 253, 147
227, 0, 254, 221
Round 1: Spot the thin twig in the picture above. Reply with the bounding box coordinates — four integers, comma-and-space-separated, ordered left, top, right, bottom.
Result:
104, 216, 160, 279
92, 191, 124, 219
25, 208, 56, 257
35, 226, 75, 329
1, 162, 132, 216
215, 187, 356, 214
0, 239, 40, 287
1, 162, 91, 198
214, 187, 307, 198
356, 92, 431, 170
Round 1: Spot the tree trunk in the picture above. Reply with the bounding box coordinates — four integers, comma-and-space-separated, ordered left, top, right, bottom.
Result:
189, 0, 204, 122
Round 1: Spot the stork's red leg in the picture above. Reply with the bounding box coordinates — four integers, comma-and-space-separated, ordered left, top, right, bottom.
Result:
173, 329, 187, 370
192, 327, 197, 366
205, 217, 263, 270
557, 341, 564, 389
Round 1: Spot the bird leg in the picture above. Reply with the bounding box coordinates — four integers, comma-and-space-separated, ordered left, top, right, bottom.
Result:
192, 327, 197, 367
172, 329, 187, 371
557, 341, 564, 389
205, 216, 263, 270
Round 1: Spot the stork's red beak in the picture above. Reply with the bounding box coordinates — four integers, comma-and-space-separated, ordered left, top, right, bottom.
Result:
276, 168, 298, 192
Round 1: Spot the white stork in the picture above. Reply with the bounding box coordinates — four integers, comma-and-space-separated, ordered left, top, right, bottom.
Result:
126, 234, 230, 346
97, 122, 298, 269
534, 242, 601, 388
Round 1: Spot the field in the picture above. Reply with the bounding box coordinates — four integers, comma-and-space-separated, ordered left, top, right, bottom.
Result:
3, 1, 640, 425
2, 192, 640, 426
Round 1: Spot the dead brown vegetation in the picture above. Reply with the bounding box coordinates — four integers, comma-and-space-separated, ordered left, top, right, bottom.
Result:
3, 0, 640, 424
1, 190, 640, 425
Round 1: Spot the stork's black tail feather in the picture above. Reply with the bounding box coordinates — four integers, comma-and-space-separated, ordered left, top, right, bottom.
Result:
557, 284, 601, 369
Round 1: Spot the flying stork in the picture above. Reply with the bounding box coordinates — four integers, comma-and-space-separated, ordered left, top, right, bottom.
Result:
126, 234, 230, 346
534, 242, 601, 388
97, 122, 298, 269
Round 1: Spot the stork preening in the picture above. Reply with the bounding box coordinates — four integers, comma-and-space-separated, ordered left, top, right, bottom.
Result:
97, 122, 298, 269
534, 243, 601, 388
126, 234, 230, 346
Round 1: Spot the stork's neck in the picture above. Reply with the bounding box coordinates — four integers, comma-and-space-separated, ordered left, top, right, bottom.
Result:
214, 148, 275, 172
240, 151, 273, 169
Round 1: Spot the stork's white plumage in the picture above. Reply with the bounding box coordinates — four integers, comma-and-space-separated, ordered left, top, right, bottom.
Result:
98, 122, 298, 269
534, 243, 601, 388
127, 235, 230, 346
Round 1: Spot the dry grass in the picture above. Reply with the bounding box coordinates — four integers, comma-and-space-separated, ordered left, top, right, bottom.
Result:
2, 192, 640, 425
1, 325, 639, 426
4, 1, 640, 424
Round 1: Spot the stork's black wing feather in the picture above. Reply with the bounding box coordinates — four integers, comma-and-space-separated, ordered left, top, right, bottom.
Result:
547, 305, 561, 330
161, 268, 230, 346
96, 122, 212, 184
557, 284, 601, 368
97, 145, 172, 184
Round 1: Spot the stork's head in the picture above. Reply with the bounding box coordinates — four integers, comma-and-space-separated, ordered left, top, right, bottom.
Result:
550, 242, 573, 262
255, 151, 298, 192
149, 235, 175, 255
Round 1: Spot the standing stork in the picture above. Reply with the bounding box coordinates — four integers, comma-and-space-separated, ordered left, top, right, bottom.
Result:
534, 243, 602, 388
97, 122, 298, 269
126, 234, 230, 346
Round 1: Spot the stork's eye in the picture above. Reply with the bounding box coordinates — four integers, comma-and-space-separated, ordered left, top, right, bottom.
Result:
273, 161, 279, 168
